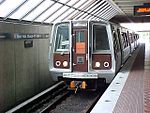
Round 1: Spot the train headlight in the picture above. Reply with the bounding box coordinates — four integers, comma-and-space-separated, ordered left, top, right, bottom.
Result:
95, 62, 100, 67
55, 61, 61, 67
63, 61, 68, 67
104, 61, 109, 68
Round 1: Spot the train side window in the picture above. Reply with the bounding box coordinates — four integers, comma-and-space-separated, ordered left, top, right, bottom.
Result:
93, 25, 110, 51
117, 29, 122, 49
129, 33, 133, 43
54, 23, 70, 52
122, 33, 128, 48
126, 33, 130, 46
131, 33, 134, 43
113, 31, 120, 52
121, 34, 125, 48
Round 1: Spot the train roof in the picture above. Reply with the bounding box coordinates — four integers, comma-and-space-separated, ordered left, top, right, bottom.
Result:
51, 19, 108, 24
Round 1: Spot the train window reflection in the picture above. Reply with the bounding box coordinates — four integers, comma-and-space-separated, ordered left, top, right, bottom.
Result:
76, 31, 85, 42
55, 23, 70, 52
93, 25, 110, 51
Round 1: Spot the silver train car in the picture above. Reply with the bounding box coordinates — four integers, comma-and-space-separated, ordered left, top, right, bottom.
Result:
49, 20, 139, 90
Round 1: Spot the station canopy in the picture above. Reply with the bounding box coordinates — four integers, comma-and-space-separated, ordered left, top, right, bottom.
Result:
0, 0, 124, 24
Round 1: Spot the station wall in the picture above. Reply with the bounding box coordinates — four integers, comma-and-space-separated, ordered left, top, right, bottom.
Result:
0, 22, 54, 112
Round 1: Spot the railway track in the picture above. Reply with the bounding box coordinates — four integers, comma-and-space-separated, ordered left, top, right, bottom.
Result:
6, 81, 107, 113
6, 81, 70, 113
48, 85, 107, 113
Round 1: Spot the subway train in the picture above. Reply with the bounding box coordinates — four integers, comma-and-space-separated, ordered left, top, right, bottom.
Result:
48, 20, 139, 90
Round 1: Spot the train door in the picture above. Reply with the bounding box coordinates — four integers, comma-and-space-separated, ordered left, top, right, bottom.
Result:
72, 28, 88, 72
113, 27, 122, 72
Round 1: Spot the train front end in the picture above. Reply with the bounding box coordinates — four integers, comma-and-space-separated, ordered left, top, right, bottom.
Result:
49, 20, 115, 90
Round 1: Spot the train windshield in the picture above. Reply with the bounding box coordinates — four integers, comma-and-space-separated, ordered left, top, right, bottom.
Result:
93, 25, 110, 51
54, 23, 70, 52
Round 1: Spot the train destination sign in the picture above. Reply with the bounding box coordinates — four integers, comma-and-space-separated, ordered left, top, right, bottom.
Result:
134, 5, 150, 16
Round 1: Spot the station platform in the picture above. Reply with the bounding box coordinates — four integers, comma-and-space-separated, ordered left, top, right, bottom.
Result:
91, 42, 150, 113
